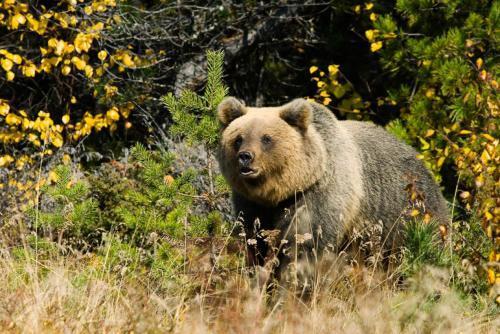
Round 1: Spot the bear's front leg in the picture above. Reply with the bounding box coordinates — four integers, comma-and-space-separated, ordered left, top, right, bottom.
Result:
270, 204, 319, 291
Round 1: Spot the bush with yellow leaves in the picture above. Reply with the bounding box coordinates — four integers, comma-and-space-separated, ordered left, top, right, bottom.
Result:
0, 0, 163, 206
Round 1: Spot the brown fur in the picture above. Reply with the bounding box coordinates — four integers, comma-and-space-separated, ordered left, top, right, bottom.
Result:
217, 97, 450, 275
218, 99, 326, 206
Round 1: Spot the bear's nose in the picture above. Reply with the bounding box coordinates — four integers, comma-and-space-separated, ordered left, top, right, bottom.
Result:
238, 151, 254, 165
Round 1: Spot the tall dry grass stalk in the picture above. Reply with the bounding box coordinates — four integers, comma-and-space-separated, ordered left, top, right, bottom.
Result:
0, 244, 497, 334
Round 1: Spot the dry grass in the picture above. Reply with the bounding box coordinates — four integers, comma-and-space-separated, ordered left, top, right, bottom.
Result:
0, 244, 497, 334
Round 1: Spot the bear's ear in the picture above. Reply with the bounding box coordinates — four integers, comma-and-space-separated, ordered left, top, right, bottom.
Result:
217, 97, 247, 126
279, 98, 312, 132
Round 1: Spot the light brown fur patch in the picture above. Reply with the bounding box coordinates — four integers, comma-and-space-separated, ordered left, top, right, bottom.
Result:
218, 104, 327, 206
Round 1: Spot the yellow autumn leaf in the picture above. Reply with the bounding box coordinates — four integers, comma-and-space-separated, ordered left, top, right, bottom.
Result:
410, 209, 420, 217
10, 54, 22, 64
480, 150, 490, 164
419, 137, 430, 150
98, 50, 107, 61
84, 65, 93, 77
71, 56, 86, 70
483, 210, 493, 221
50, 132, 64, 148
354, 5, 361, 14
62, 154, 71, 165
0, 101, 10, 116
365, 3, 374, 10
121, 53, 135, 67
309, 66, 318, 74
369, 13, 378, 21
6, 113, 22, 126
48, 57, 61, 66
68, 15, 77, 26
61, 65, 71, 75
10, 13, 26, 29
328, 64, 339, 74
1, 58, 13, 71
424, 129, 435, 137
64, 44, 75, 54
54, 40, 65, 55
106, 107, 120, 121
0, 155, 14, 167
62, 114, 70, 124
22, 63, 36, 77
480, 133, 495, 142
487, 268, 495, 284
384, 32, 397, 39
95, 67, 104, 77
6, 71, 14, 81
48, 38, 58, 48
370, 41, 383, 52
476, 58, 483, 69
437, 156, 445, 168
365, 29, 378, 41
26, 14, 40, 32
74, 33, 93, 53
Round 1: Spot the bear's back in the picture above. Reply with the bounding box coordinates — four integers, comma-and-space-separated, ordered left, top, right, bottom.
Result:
340, 120, 449, 229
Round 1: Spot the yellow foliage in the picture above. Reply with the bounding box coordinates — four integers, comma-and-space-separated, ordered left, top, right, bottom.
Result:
10, 13, 26, 29
22, 63, 37, 77
106, 107, 120, 121
365, 29, 378, 42
74, 33, 93, 53
309, 66, 318, 74
0, 155, 14, 167
6, 113, 22, 126
71, 56, 87, 70
328, 64, 339, 75
98, 50, 107, 61
370, 41, 383, 52
1, 58, 13, 71
0, 101, 10, 116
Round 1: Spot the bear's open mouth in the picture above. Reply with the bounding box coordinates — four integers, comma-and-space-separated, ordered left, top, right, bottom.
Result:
239, 167, 259, 178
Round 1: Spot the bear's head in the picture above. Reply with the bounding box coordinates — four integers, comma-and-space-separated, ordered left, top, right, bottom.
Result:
217, 97, 327, 206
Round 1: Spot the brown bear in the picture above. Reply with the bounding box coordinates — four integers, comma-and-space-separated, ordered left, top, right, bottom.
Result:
217, 97, 449, 272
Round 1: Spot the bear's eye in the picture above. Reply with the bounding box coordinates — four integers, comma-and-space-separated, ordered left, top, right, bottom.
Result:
233, 136, 243, 150
261, 134, 272, 145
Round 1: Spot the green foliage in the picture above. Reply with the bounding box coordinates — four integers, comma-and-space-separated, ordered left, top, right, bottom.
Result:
162, 50, 228, 149
113, 143, 200, 238
349, 0, 499, 292
400, 220, 450, 278
28, 165, 101, 241
386, 119, 412, 145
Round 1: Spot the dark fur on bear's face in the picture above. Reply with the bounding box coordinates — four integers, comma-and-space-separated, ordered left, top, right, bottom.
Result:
217, 97, 327, 206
